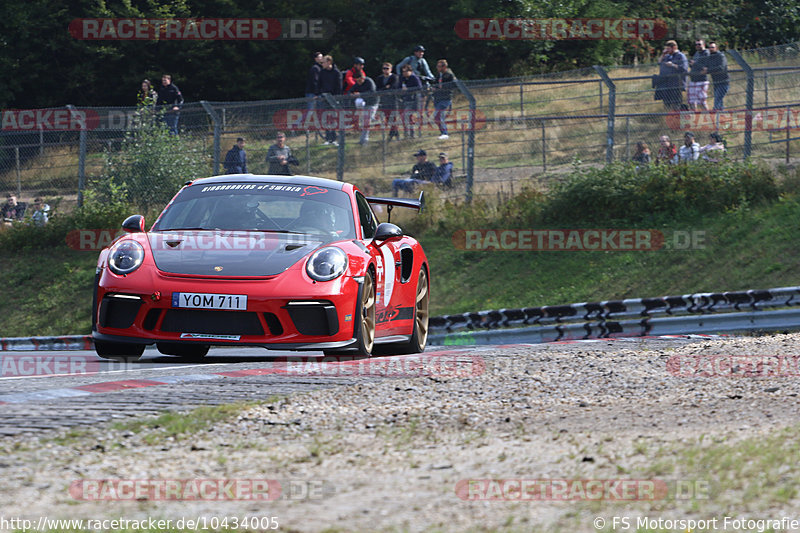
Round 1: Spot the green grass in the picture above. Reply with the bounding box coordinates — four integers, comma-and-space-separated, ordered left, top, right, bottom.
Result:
0, 247, 96, 336
109, 400, 269, 445
423, 195, 800, 315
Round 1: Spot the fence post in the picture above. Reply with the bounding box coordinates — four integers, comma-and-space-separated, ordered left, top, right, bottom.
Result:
599, 80, 604, 113
200, 101, 221, 174
594, 66, 616, 164
323, 94, 345, 181
520, 82, 524, 118
455, 79, 475, 204
625, 116, 630, 160
787, 105, 791, 165
66, 105, 87, 207
306, 131, 311, 174
14, 147, 21, 198
729, 50, 754, 159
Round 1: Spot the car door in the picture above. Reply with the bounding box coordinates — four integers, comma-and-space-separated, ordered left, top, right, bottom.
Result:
355, 192, 406, 336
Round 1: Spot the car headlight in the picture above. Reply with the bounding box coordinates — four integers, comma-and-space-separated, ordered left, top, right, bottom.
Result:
306, 246, 347, 281
108, 240, 145, 275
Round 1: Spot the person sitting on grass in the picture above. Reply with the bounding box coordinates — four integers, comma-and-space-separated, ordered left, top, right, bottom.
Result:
432, 152, 453, 188
392, 149, 436, 196
699, 132, 726, 163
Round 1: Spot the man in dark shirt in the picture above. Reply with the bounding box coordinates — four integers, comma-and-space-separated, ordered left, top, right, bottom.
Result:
1, 193, 26, 223
706, 42, 729, 111
266, 132, 296, 175
223, 137, 247, 174
305, 52, 324, 115
655, 41, 688, 110
156, 74, 184, 135
688, 39, 710, 111
318, 55, 342, 145
376, 62, 400, 140
392, 149, 437, 196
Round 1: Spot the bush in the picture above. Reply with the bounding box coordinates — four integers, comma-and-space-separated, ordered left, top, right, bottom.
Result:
0, 182, 134, 252
99, 108, 210, 210
540, 160, 779, 225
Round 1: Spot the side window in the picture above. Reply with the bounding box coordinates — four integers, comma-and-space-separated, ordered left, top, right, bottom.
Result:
355, 192, 378, 239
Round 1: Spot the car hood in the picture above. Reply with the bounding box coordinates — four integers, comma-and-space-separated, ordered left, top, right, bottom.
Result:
148, 231, 325, 277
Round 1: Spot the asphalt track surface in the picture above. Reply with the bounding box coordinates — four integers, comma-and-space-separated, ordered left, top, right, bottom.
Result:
0, 338, 705, 437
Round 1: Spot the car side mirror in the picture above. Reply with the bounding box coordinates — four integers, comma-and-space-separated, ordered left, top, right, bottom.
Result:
373, 222, 402, 244
122, 215, 146, 233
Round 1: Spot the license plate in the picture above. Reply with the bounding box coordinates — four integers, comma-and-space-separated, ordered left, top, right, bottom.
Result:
171, 292, 248, 310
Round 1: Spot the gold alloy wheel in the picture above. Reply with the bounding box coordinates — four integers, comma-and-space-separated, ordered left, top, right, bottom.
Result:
415, 268, 429, 349
361, 271, 376, 353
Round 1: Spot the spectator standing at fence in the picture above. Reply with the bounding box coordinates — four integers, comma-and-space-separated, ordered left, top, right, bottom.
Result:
352, 72, 378, 145
688, 39, 710, 111
30, 197, 50, 226
224, 137, 248, 174
305, 52, 324, 111
392, 149, 437, 196
137, 79, 157, 106
433, 59, 456, 140
399, 65, 422, 139
157, 74, 184, 135
679, 132, 700, 162
318, 55, 342, 145
377, 62, 400, 140
700, 132, 726, 162
433, 152, 454, 187
343, 57, 366, 94
397, 46, 434, 86
632, 142, 651, 167
1, 193, 26, 223
706, 42, 729, 111
656, 41, 688, 110
657, 135, 679, 164
267, 132, 297, 175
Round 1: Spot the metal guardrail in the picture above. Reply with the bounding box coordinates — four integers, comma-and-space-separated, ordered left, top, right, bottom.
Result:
429, 286, 800, 346
3, 286, 800, 351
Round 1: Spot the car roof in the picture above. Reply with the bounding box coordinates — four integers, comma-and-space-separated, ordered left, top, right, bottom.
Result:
188, 174, 348, 191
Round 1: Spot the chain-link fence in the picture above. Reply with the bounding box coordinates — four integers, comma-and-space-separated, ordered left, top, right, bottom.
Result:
2, 41, 800, 212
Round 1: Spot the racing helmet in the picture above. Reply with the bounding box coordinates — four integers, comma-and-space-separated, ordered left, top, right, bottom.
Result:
299, 201, 337, 233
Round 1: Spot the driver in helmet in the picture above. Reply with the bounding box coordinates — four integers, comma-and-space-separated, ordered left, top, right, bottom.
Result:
299, 201, 338, 234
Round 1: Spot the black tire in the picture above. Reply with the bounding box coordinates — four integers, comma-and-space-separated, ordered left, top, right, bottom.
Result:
94, 340, 145, 361
379, 266, 429, 355
324, 270, 376, 357
156, 342, 210, 360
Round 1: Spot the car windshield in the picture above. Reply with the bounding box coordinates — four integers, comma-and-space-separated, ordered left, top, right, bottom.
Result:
152, 182, 356, 239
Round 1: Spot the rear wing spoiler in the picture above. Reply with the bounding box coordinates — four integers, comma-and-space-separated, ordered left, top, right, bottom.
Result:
366, 192, 424, 223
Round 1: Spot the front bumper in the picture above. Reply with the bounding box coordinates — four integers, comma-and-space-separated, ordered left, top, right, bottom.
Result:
93, 268, 363, 350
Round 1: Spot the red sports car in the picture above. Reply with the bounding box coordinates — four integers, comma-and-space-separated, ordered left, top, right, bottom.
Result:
92, 175, 429, 360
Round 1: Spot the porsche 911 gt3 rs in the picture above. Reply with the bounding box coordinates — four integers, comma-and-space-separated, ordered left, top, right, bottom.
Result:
91, 174, 429, 361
